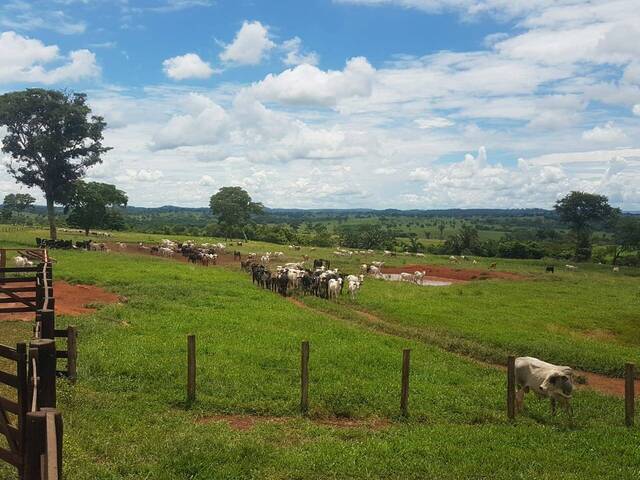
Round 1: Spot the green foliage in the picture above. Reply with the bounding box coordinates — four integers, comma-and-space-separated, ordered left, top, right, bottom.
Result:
336, 223, 398, 249
611, 216, 640, 265
65, 181, 128, 234
0, 89, 110, 239
554, 192, 618, 260
1, 192, 35, 221
209, 186, 264, 239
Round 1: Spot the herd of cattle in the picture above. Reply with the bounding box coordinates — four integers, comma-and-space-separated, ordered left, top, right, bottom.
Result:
135, 239, 231, 266
243, 256, 364, 300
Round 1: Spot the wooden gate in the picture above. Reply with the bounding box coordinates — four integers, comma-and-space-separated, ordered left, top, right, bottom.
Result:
0, 259, 53, 317
0, 342, 28, 476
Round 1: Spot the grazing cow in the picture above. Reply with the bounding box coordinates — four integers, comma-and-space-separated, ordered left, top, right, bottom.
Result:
488, 262, 497, 270
449, 255, 459, 263
413, 271, 426, 284
400, 272, 413, 282
612, 266, 620, 272
472, 259, 478, 265
117, 242, 127, 250
368, 265, 381, 277
515, 357, 574, 416
565, 264, 577, 270
415, 253, 425, 257
545, 265, 555, 273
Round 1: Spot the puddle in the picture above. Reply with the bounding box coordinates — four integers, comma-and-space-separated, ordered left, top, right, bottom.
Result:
382, 273, 452, 286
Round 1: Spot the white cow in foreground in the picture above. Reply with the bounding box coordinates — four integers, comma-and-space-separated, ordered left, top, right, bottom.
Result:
515, 357, 574, 416
413, 271, 426, 284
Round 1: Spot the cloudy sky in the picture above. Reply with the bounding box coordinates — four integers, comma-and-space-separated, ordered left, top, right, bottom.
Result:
1, 0, 639, 210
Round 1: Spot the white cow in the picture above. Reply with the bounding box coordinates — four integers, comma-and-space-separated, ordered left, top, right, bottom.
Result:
368, 265, 381, 277
348, 280, 360, 300
515, 357, 574, 415
328, 278, 341, 300
400, 272, 413, 282
565, 264, 577, 270
413, 271, 426, 284
14, 256, 33, 267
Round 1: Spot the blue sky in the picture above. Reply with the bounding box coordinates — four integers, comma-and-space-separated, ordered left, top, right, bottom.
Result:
1, 0, 639, 209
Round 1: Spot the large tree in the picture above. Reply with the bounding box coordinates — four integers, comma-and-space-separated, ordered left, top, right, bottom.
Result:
554, 191, 618, 260
1, 193, 35, 220
611, 216, 640, 265
65, 181, 128, 235
209, 186, 263, 240
0, 89, 110, 239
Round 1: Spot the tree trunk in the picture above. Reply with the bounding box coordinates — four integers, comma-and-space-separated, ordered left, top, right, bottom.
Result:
46, 195, 57, 240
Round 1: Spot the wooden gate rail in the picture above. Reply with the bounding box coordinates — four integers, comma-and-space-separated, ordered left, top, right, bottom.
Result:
0, 342, 28, 476
0, 262, 53, 317
37, 310, 77, 382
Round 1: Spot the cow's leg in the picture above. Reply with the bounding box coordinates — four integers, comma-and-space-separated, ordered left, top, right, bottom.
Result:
550, 398, 557, 415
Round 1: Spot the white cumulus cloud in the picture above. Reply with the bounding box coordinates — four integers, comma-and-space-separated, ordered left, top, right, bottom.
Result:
415, 117, 455, 129
219, 21, 275, 65
582, 122, 628, 144
0, 31, 99, 84
281, 37, 319, 66
248, 57, 375, 106
162, 53, 214, 80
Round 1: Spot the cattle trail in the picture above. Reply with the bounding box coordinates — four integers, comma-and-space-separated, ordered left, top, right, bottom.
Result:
287, 298, 637, 399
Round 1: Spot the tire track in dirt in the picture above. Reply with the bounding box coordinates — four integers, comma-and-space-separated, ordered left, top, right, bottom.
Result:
287, 298, 636, 399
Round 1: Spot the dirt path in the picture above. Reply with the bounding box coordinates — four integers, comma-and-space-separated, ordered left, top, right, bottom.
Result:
0, 281, 122, 322
287, 298, 637, 399
382, 264, 526, 282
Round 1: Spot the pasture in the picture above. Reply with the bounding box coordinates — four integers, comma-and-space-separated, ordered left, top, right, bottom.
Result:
1, 227, 640, 479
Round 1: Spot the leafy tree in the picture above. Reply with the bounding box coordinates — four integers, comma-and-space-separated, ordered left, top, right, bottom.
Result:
554, 191, 618, 260
65, 181, 128, 235
337, 223, 397, 250
2, 193, 35, 220
444, 225, 480, 255
0, 89, 110, 239
611, 216, 640, 265
209, 186, 264, 240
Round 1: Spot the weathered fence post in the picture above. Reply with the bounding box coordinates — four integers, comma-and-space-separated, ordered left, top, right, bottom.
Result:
187, 334, 196, 403
625, 362, 635, 427
401, 349, 411, 417
67, 326, 78, 383
507, 355, 516, 420
29, 339, 57, 409
300, 340, 309, 415
38, 309, 55, 340
23, 409, 62, 480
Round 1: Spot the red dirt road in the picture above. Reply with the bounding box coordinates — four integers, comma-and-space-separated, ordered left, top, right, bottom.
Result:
382, 264, 525, 282
0, 281, 121, 322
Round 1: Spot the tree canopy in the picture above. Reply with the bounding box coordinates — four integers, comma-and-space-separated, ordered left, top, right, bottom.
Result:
0, 89, 110, 239
1, 192, 36, 221
611, 216, 640, 265
554, 191, 618, 260
209, 186, 263, 239
65, 181, 128, 235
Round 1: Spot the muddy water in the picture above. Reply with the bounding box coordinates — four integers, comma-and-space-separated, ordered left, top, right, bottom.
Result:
382, 273, 452, 286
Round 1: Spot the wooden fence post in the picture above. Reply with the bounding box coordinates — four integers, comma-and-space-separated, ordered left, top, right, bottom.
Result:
300, 341, 309, 415
23, 409, 62, 480
187, 335, 196, 403
67, 326, 78, 383
507, 356, 516, 420
401, 349, 411, 417
38, 310, 55, 340
625, 362, 635, 427
29, 339, 56, 409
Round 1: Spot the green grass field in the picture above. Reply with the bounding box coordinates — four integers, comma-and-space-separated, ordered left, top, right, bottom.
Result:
1, 227, 640, 479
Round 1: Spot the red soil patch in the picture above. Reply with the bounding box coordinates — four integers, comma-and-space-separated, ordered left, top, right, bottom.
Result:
107, 242, 239, 267
0, 281, 121, 322
578, 371, 639, 398
382, 264, 525, 282
196, 415, 288, 431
